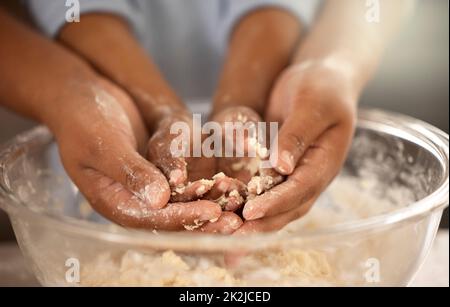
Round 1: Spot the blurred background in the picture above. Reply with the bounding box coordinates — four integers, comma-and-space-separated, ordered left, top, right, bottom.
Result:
0, 0, 448, 241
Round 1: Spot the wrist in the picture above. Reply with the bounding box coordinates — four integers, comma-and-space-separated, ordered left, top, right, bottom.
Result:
293, 51, 374, 96
127, 85, 189, 132
38, 67, 102, 132
42, 73, 114, 137
212, 86, 265, 118
288, 58, 363, 101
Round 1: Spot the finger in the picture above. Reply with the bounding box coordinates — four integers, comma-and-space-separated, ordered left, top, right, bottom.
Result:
155, 201, 221, 231
238, 198, 316, 234
270, 105, 334, 175
84, 140, 171, 210
243, 179, 309, 221
206, 173, 247, 199
205, 173, 246, 211
170, 179, 215, 202
243, 124, 352, 220
220, 189, 245, 212
213, 106, 263, 158
195, 212, 243, 235
147, 127, 188, 187
247, 169, 284, 199
84, 172, 221, 230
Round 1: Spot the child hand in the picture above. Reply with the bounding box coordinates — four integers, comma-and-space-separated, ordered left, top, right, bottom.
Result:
146, 110, 243, 234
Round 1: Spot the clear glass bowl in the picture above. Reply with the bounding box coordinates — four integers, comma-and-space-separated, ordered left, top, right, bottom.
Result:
0, 108, 448, 286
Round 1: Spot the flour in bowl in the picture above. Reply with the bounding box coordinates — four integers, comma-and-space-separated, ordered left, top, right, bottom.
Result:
79, 175, 415, 286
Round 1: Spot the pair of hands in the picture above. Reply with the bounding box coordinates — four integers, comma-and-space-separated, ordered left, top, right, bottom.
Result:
54, 63, 356, 235
213, 63, 356, 235
0, 1, 408, 235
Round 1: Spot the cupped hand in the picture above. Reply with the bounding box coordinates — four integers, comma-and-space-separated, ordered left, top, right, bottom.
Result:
237, 63, 358, 234
209, 106, 283, 207
146, 110, 243, 234
52, 78, 221, 230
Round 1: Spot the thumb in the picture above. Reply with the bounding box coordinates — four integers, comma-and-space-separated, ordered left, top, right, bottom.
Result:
270, 111, 330, 175
80, 141, 171, 211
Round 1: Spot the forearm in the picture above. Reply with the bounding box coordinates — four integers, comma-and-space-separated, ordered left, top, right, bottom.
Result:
0, 8, 100, 130
212, 8, 302, 116
58, 13, 187, 131
294, 0, 412, 96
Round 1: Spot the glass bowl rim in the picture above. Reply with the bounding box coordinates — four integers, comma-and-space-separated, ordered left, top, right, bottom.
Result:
0, 108, 448, 251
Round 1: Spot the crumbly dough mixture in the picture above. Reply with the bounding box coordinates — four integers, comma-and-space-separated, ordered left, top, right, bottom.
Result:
81, 249, 333, 286
169, 143, 283, 214
79, 175, 413, 286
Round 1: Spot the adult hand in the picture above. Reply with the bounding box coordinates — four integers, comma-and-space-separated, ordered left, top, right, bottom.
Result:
237, 63, 357, 233
53, 79, 221, 230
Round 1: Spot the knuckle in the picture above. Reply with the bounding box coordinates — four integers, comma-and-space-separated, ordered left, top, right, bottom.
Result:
83, 138, 105, 162
120, 162, 156, 192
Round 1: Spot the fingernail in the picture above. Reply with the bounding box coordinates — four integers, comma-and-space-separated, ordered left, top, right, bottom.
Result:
136, 183, 166, 209
243, 201, 264, 220
217, 181, 230, 192
222, 217, 243, 234
276, 151, 294, 175
229, 217, 243, 230
169, 169, 183, 185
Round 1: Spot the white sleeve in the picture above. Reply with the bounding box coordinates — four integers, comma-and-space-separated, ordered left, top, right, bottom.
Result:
24, 0, 144, 38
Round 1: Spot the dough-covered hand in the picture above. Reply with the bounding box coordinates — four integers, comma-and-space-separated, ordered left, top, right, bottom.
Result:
146, 111, 217, 199
146, 111, 243, 234
210, 106, 284, 208
211, 106, 284, 187
237, 63, 357, 233
210, 106, 262, 183
54, 79, 221, 230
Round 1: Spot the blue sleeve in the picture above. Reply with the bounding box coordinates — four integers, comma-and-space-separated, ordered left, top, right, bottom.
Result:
24, 0, 144, 38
